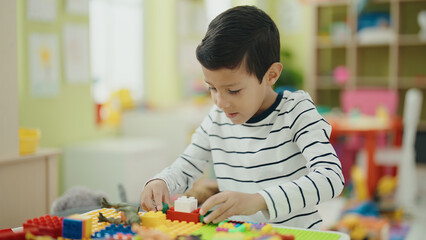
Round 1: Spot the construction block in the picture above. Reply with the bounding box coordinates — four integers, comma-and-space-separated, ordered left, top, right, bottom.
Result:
22, 215, 63, 238
174, 196, 198, 213
0, 229, 25, 240
141, 211, 167, 227
91, 224, 134, 239
159, 219, 203, 238
162, 202, 170, 214
167, 207, 200, 223
62, 214, 92, 239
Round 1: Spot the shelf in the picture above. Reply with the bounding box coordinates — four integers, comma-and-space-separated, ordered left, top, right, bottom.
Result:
399, 0, 426, 3
316, 36, 351, 48
399, 34, 426, 46
316, 76, 348, 89
314, 0, 350, 7
356, 40, 395, 47
310, 0, 426, 125
398, 77, 426, 89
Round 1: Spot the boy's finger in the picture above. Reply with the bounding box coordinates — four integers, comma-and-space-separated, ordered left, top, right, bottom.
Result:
200, 193, 223, 215
204, 201, 229, 224
163, 191, 171, 206
153, 189, 164, 211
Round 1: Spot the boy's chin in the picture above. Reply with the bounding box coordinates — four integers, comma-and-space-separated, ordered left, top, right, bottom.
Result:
229, 117, 247, 125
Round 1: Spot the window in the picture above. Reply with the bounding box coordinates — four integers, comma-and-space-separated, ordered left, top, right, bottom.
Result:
90, 0, 144, 104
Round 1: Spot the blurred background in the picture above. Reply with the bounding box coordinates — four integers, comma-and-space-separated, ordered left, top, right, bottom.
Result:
1, 0, 426, 239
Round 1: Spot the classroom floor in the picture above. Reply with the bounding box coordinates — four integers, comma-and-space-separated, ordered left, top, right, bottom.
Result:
317, 163, 426, 239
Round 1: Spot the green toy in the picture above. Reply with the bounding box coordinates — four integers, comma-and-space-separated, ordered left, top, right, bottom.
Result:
97, 197, 141, 225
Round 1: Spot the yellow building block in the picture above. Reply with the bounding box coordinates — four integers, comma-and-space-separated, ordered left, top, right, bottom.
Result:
141, 211, 167, 227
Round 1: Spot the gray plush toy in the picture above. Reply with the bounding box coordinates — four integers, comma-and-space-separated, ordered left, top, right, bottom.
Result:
51, 186, 109, 215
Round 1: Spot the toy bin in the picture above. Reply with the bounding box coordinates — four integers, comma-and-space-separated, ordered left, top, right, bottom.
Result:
19, 128, 41, 155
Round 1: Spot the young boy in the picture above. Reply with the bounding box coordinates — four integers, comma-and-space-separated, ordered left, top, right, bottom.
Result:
140, 5, 344, 229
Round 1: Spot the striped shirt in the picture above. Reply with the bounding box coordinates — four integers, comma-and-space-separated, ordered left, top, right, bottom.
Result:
153, 90, 344, 229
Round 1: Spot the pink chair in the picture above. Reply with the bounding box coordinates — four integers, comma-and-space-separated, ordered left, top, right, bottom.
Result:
338, 89, 399, 184
341, 89, 399, 116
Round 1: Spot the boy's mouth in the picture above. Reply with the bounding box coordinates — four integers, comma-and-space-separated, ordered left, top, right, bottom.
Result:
226, 112, 238, 118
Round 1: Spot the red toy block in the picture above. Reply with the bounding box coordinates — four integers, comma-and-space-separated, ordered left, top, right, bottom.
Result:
0, 230, 26, 240
166, 207, 200, 223
23, 215, 63, 238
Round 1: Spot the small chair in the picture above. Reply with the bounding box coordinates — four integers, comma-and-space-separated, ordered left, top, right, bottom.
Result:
341, 89, 399, 116
357, 88, 423, 209
338, 89, 399, 183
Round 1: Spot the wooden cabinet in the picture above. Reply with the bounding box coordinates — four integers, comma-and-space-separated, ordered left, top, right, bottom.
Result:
0, 149, 60, 229
307, 0, 426, 129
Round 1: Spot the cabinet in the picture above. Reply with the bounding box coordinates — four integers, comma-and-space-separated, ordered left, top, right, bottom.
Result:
307, 0, 426, 129
0, 149, 60, 229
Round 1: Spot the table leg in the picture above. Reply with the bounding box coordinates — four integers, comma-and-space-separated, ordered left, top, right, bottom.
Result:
365, 131, 378, 198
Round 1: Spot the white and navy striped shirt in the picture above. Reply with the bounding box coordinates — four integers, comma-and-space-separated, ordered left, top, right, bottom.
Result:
153, 90, 344, 229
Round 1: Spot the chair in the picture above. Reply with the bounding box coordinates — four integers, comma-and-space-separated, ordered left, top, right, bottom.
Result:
338, 89, 399, 183
356, 88, 423, 210
341, 89, 399, 116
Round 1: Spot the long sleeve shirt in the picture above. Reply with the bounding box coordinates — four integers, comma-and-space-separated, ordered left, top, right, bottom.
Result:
153, 90, 345, 229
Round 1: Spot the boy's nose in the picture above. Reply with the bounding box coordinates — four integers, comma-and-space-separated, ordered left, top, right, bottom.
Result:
215, 92, 230, 109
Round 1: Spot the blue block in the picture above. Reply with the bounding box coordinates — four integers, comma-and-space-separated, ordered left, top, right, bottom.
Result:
62, 218, 83, 239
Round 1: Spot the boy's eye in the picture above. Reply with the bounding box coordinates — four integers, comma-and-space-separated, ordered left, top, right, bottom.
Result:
208, 87, 217, 91
229, 89, 240, 95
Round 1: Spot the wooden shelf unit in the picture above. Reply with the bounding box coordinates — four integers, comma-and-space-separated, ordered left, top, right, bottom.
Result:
307, 0, 426, 128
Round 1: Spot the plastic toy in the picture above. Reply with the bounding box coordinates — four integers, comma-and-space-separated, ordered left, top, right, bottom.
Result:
90, 224, 134, 239
0, 229, 26, 240
22, 215, 63, 238
62, 214, 92, 239
98, 197, 141, 225
175, 196, 198, 213
167, 207, 201, 223
141, 211, 167, 227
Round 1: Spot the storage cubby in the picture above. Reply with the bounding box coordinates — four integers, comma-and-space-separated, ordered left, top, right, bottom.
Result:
308, 0, 426, 129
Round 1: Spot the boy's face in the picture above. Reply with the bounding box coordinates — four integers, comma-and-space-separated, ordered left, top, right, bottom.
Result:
202, 64, 278, 124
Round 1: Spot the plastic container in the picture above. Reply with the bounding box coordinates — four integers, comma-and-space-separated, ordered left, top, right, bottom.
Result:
19, 128, 41, 155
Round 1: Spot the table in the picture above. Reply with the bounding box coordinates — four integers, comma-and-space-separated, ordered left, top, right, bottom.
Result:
325, 114, 402, 197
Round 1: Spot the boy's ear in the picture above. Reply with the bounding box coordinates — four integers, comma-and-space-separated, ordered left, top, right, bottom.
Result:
264, 62, 283, 86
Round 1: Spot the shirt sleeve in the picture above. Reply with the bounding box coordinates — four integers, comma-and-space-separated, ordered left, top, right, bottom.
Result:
259, 91, 345, 221
151, 108, 215, 196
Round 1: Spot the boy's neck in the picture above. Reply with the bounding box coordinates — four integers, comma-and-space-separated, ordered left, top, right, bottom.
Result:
247, 90, 281, 124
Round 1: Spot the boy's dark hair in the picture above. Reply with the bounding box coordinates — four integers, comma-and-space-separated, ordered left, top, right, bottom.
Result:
196, 5, 280, 83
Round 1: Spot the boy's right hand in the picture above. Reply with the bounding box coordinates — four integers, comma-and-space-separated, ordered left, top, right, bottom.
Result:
140, 179, 171, 212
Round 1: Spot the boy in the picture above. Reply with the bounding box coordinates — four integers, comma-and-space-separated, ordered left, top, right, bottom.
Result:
140, 5, 344, 229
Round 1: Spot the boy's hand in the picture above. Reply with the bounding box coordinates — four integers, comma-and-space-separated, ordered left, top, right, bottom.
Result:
140, 179, 171, 212
199, 191, 267, 224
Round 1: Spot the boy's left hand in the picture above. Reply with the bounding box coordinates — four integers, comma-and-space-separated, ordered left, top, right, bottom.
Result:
199, 191, 267, 224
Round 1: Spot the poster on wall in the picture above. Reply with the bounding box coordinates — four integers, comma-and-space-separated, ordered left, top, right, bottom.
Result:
63, 23, 90, 84
29, 33, 60, 98
65, 0, 89, 15
27, 0, 57, 22
278, 0, 302, 35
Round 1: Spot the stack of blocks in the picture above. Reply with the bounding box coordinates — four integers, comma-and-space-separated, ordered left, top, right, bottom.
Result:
167, 196, 201, 223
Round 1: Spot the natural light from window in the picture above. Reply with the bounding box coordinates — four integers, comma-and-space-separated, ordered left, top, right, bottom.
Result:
89, 0, 144, 104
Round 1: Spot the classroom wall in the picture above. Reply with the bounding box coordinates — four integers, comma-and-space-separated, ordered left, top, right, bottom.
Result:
144, 0, 182, 108
17, 0, 311, 148
0, 0, 19, 159
17, 0, 117, 149
268, 0, 311, 91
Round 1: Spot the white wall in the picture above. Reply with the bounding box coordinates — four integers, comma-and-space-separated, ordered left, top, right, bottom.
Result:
0, 0, 19, 159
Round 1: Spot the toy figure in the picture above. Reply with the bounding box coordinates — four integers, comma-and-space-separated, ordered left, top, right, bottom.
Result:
98, 197, 141, 225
